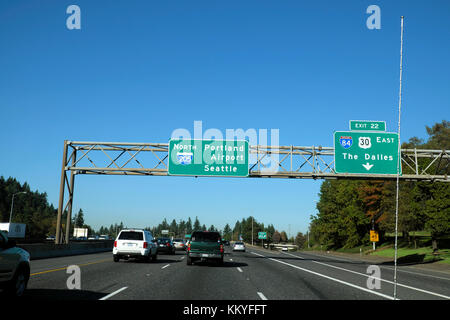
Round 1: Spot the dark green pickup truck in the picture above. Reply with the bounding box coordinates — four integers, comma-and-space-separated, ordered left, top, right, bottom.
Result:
186, 231, 224, 265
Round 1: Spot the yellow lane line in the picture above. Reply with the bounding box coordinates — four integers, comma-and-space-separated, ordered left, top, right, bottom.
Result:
31, 258, 111, 276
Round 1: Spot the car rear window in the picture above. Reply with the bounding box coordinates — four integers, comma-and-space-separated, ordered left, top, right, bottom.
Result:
191, 232, 221, 242
158, 238, 171, 243
118, 231, 144, 240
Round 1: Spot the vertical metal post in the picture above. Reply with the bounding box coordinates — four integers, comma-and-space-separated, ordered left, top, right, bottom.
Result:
394, 16, 405, 300
65, 147, 77, 244
251, 216, 254, 246
414, 148, 419, 175
55, 140, 68, 244
290, 145, 293, 172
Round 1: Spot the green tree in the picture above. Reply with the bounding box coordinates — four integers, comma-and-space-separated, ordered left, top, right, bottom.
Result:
73, 209, 85, 228
193, 216, 201, 231
223, 224, 232, 240
295, 232, 307, 249
272, 231, 281, 243
280, 231, 288, 243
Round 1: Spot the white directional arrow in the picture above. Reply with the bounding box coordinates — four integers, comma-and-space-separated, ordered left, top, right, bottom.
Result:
362, 163, 374, 171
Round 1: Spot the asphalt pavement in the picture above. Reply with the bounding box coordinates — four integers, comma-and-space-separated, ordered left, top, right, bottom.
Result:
23, 246, 450, 300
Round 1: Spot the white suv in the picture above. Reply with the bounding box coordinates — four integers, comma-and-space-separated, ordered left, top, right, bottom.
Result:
113, 229, 157, 262
0, 231, 30, 297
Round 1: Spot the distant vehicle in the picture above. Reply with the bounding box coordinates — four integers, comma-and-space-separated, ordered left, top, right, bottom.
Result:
156, 238, 176, 254
187, 231, 224, 266
88, 236, 98, 240
0, 231, 30, 297
113, 229, 157, 262
45, 235, 55, 241
173, 238, 186, 251
282, 246, 288, 251
233, 241, 246, 252
99, 235, 110, 240
223, 240, 230, 246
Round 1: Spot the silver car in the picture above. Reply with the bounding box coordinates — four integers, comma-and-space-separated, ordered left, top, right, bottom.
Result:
173, 238, 186, 251
233, 241, 246, 252
0, 231, 30, 297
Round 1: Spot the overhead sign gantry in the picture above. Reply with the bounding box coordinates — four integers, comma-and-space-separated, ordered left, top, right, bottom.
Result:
54, 121, 450, 244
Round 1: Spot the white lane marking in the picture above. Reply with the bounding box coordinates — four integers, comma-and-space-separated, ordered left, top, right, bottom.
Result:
380, 265, 450, 281
298, 251, 450, 281
257, 292, 268, 300
282, 251, 450, 300
99, 287, 128, 300
180, 256, 185, 260
251, 251, 395, 300
162, 264, 170, 269
237, 267, 243, 272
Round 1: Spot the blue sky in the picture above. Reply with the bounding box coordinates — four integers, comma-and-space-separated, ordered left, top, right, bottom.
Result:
1, 1, 449, 236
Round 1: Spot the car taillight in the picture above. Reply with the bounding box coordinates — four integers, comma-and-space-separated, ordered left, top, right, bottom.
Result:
187, 243, 191, 252
143, 242, 148, 248
114, 241, 117, 247
220, 244, 224, 253
166, 243, 170, 247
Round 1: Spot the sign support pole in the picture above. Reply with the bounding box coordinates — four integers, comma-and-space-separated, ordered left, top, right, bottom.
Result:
394, 16, 404, 300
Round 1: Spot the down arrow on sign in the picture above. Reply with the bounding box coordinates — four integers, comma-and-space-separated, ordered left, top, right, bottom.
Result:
362, 163, 374, 171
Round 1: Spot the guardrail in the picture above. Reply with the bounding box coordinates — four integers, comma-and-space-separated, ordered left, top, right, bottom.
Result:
18, 240, 114, 260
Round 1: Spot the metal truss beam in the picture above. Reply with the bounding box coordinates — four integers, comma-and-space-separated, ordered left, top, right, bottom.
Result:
55, 140, 449, 244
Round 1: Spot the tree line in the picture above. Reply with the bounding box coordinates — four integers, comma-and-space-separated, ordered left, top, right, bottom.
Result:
0, 177, 57, 239
309, 121, 449, 251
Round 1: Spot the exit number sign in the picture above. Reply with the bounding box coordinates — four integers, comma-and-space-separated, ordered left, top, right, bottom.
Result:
349, 120, 386, 132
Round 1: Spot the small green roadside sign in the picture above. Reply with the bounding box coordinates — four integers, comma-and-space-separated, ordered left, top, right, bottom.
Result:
334, 131, 401, 175
349, 120, 386, 132
258, 232, 267, 240
168, 139, 249, 177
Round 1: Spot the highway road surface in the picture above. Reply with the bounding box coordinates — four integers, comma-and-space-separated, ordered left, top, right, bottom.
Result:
23, 246, 450, 300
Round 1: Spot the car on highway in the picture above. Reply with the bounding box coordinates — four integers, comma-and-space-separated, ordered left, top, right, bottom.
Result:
186, 231, 224, 265
0, 231, 30, 297
113, 229, 158, 262
156, 238, 176, 254
233, 241, 246, 252
173, 238, 186, 251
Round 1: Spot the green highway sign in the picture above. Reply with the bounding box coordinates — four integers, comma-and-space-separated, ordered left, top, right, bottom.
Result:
258, 232, 267, 240
334, 131, 401, 175
168, 139, 249, 177
349, 120, 386, 132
